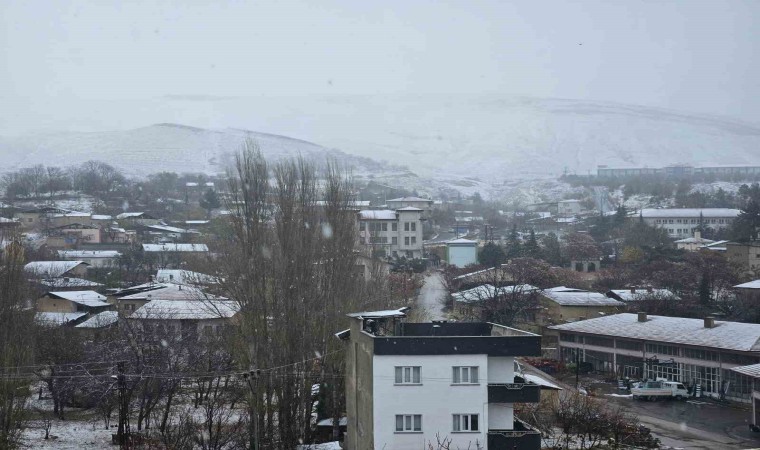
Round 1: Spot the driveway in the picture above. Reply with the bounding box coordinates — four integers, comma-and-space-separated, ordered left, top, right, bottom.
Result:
416, 271, 447, 320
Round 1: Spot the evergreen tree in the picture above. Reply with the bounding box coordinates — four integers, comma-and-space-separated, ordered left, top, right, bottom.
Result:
523, 229, 540, 255
199, 188, 221, 218
731, 199, 760, 242
540, 232, 563, 266
478, 242, 506, 268
614, 205, 627, 226
505, 224, 522, 259
698, 272, 711, 306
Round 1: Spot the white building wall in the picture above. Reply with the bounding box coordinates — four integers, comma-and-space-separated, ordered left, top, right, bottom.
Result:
373, 354, 488, 450
448, 245, 477, 268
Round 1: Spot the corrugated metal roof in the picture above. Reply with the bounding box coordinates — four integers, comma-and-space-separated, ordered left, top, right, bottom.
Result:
735, 280, 760, 289
551, 313, 760, 352
76, 311, 119, 328
35, 312, 87, 326
542, 288, 623, 306
640, 208, 741, 219
25, 261, 87, 278
48, 291, 109, 307
347, 307, 409, 319
730, 363, 760, 378
130, 299, 239, 320
142, 243, 209, 252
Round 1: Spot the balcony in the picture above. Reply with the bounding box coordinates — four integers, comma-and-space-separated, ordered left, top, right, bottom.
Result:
488, 419, 542, 450
488, 377, 541, 404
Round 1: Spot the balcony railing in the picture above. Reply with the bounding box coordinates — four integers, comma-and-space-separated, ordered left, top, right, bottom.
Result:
487, 377, 541, 404
488, 419, 542, 450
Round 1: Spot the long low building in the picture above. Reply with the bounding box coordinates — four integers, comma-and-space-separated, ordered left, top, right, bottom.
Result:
638, 208, 741, 239
551, 313, 760, 402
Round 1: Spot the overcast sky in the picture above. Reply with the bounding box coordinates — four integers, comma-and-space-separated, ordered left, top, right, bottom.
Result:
2, 0, 760, 132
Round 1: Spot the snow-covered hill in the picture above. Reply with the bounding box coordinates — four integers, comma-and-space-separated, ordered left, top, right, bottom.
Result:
0, 123, 402, 178
2, 95, 760, 196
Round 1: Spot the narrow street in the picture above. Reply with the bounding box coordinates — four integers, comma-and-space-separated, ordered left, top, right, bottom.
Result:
416, 271, 447, 321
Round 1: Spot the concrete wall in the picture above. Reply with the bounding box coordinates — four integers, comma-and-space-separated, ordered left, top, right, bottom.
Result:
346, 321, 375, 450
36, 296, 76, 313
372, 354, 488, 450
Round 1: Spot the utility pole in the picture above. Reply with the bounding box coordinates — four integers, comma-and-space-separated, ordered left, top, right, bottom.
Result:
244, 369, 261, 450
116, 361, 129, 449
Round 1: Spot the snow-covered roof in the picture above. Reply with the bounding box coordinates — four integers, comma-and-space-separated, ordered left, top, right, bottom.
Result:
91, 214, 113, 220
447, 238, 478, 245
606, 289, 679, 302
38, 277, 103, 288
316, 200, 370, 207
675, 237, 716, 244
142, 243, 209, 252
358, 210, 396, 220
47, 291, 109, 307
735, 280, 760, 289
297, 442, 342, 450
347, 307, 409, 319
24, 261, 87, 278
119, 283, 226, 301
387, 196, 433, 203
396, 206, 423, 212
453, 284, 539, 303
156, 269, 219, 285
730, 363, 760, 378
0, 217, 19, 223
185, 220, 210, 225
130, 299, 239, 320
116, 212, 146, 219
58, 250, 121, 259
640, 208, 741, 219
186, 182, 199, 187
551, 313, 760, 352
523, 373, 562, 390
316, 417, 348, 427
146, 224, 188, 234
75, 311, 119, 328
35, 312, 87, 326
541, 288, 623, 307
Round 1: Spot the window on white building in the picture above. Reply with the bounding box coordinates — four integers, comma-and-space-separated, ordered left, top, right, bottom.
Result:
411, 222, 416, 231
411, 237, 416, 245
382, 223, 388, 231
404, 222, 410, 231
395, 366, 421, 384
395, 414, 422, 432
392, 237, 398, 245
392, 223, 398, 231
404, 237, 410, 245
452, 414, 479, 432
452, 366, 479, 384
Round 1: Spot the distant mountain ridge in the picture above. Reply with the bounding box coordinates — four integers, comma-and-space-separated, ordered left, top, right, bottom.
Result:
1, 95, 760, 197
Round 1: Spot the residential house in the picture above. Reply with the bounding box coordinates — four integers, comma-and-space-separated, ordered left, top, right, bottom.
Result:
116, 212, 161, 226
46, 223, 101, 248
357, 208, 424, 258
452, 284, 540, 321
734, 280, 760, 303
114, 282, 225, 316
128, 298, 239, 339
24, 260, 89, 278
16, 206, 70, 229
354, 254, 391, 281
58, 250, 121, 268
605, 287, 679, 303
102, 226, 137, 244
639, 208, 740, 239
675, 230, 715, 251
142, 243, 209, 268
557, 199, 583, 216
726, 241, 760, 273
50, 212, 94, 228
36, 291, 112, 315
539, 287, 623, 326
338, 308, 542, 450
551, 313, 760, 402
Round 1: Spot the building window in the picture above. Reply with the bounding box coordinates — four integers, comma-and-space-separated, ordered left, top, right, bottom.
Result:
382, 223, 388, 231
452, 366, 479, 384
395, 414, 422, 432
395, 366, 421, 384
404, 222, 410, 231
452, 414, 479, 432
404, 237, 410, 246
392, 223, 398, 231
392, 237, 398, 245
411, 237, 417, 245
411, 222, 416, 231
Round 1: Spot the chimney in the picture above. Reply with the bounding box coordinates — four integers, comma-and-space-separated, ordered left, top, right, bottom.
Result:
637, 312, 647, 322
630, 287, 636, 294
704, 316, 715, 329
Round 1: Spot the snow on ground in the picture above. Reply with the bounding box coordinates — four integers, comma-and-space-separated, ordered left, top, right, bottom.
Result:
690, 181, 746, 195
21, 418, 113, 450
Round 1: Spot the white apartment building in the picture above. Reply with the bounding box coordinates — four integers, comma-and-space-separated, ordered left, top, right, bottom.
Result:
358, 207, 424, 258
339, 308, 542, 450
638, 208, 741, 239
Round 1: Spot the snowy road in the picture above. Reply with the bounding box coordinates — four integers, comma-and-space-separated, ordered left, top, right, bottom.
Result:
416, 272, 447, 321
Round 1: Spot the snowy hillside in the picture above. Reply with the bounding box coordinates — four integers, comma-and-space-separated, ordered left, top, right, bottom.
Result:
0, 123, 402, 178
2, 95, 760, 195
